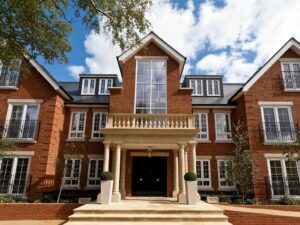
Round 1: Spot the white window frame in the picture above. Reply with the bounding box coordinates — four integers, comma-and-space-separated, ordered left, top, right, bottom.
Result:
87, 157, 103, 189
281, 62, 300, 91
99, 79, 113, 95
189, 79, 204, 96
195, 113, 209, 141
206, 80, 221, 96
81, 79, 96, 95
260, 105, 294, 143
3, 103, 40, 140
0, 156, 31, 195
217, 159, 235, 190
134, 59, 167, 114
63, 158, 81, 189
91, 112, 106, 139
196, 159, 211, 190
214, 113, 232, 141
267, 158, 300, 199
0, 60, 21, 88
68, 112, 86, 139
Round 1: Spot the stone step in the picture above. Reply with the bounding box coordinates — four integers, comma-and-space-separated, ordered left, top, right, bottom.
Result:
68, 213, 228, 222
65, 222, 232, 225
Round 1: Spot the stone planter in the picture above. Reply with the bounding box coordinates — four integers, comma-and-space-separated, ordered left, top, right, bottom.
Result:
186, 180, 197, 205
100, 180, 113, 204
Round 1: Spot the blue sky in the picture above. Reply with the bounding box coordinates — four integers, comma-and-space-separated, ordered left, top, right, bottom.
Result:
39, 0, 300, 83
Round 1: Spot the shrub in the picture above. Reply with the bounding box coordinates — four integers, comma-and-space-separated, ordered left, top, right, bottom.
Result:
219, 194, 231, 203
101, 171, 114, 181
279, 195, 295, 205
184, 172, 197, 181
0, 195, 15, 203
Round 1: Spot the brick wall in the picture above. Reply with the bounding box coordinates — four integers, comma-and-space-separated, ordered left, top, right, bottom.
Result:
0, 203, 80, 220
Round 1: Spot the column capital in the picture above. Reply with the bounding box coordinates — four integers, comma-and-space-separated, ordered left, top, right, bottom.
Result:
188, 142, 197, 148
177, 142, 187, 149
103, 141, 111, 146
113, 142, 122, 149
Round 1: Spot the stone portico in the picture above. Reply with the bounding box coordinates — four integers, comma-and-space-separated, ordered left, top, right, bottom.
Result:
98, 113, 199, 203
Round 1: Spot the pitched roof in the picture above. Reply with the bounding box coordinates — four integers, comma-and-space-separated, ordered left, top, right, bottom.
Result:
231, 37, 300, 101
27, 57, 71, 100
117, 31, 186, 78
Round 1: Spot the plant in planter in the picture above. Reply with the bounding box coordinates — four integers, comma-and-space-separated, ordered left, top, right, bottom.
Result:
184, 172, 197, 205
100, 171, 114, 204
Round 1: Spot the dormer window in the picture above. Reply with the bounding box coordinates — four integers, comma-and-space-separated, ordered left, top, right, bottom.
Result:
0, 60, 21, 88
207, 80, 220, 96
99, 79, 113, 95
189, 79, 203, 96
81, 79, 96, 95
281, 62, 300, 90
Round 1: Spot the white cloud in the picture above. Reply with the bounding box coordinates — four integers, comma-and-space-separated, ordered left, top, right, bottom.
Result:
68, 0, 300, 83
67, 65, 85, 79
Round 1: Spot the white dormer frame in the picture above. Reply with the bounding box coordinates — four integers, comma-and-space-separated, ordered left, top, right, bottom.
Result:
118, 32, 185, 75
81, 78, 96, 95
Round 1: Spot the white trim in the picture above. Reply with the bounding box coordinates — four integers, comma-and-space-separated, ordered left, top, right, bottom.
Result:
130, 152, 169, 157
242, 39, 300, 92
64, 154, 84, 159
196, 155, 212, 160
279, 58, 300, 62
264, 153, 299, 158
134, 56, 169, 60
119, 32, 185, 64
214, 112, 232, 141
65, 104, 108, 108
206, 79, 221, 96
5, 151, 35, 156
7, 99, 43, 104
258, 101, 293, 106
196, 159, 212, 189
27, 58, 70, 100
68, 111, 87, 139
193, 106, 237, 109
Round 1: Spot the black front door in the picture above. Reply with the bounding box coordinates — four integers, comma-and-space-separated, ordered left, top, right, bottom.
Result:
131, 157, 167, 196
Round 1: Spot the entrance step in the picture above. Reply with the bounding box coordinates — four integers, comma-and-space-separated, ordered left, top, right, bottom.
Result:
64, 199, 232, 225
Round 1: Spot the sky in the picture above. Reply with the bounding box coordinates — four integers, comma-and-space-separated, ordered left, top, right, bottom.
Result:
39, 0, 300, 83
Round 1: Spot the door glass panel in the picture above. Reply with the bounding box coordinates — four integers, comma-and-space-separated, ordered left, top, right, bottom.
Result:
277, 108, 293, 141
0, 158, 13, 193
285, 161, 300, 196
23, 106, 38, 138
7, 105, 23, 138
263, 108, 277, 141
12, 158, 29, 194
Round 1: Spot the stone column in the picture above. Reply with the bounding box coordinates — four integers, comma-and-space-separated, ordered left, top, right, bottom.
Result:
103, 142, 111, 171
185, 148, 188, 173
190, 143, 201, 202
172, 150, 179, 198
178, 143, 187, 203
120, 149, 127, 199
97, 142, 111, 203
112, 143, 121, 202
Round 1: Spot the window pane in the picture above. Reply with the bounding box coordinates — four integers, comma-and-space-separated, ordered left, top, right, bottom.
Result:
12, 158, 29, 194
285, 161, 300, 196
0, 158, 14, 193
269, 160, 285, 195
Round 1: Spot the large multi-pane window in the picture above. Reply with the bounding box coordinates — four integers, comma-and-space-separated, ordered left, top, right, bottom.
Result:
91, 112, 106, 139
69, 112, 86, 139
99, 79, 113, 95
207, 80, 220, 96
281, 62, 300, 90
135, 60, 167, 114
0, 156, 30, 195
268, 159, 300, 198
0, 60, 21, 87
189, 79, 203, 96
215, 113, 231, 140
81, 79, 96, 95
87, 159, 103, 188
195, 113, 209, 140
196, 160, 211, 188
63, 159, 81, 188
217, 160, 235, 188
4, 104, 39, 139
261, 106, 295, 142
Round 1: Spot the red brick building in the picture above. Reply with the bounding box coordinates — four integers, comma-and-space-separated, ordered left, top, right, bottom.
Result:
0, 32, 299, 202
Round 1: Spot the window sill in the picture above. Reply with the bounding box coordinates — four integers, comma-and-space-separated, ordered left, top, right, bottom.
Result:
215, 140, 233, 143
196, 140, 211, 143
62, 186, 80, 190
217, 187, 236, 191
3, 138, 37, 144
85, 186, 100, 190
89, 138, 104, 142
66, 138, 85, 142
263, 141, 295, 145
198, 187, 214, 191
283, 89, 300, 92
0, 86, 18, 90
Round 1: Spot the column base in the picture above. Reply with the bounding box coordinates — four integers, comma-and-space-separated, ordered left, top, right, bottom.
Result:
172, 190, 179, 198
112, 191, 121, 202
196, 192, 201, 202
178, 193, 187, 203
96, 193, 101, 203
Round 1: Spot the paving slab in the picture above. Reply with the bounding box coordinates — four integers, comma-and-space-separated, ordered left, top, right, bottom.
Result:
0, 220, 65, 225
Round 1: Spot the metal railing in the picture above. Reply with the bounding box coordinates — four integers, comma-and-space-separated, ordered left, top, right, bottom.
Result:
260, 122, 297, 142
3, 120, 40, 140
281, 71, 300, 90
105, 113, 196, 129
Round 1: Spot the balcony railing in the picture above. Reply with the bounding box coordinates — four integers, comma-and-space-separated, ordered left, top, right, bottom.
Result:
3, 120, 40, 140
106, 114, 196, 129
260, 122, 298, 143
281, 71, 300, 90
